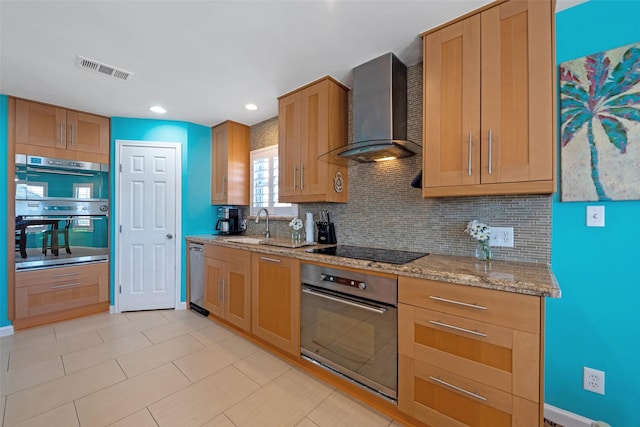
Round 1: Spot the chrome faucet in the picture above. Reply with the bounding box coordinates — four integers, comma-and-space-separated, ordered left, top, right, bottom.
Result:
255, 208, 270, 239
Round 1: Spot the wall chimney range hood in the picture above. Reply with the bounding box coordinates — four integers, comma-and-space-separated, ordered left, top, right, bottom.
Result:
328, 53, 421, 163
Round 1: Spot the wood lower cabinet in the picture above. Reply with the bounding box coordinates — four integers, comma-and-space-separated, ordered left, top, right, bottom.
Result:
422, 0, 554, 197
398, 276, 543, 426
203, 245, 251, 331
14, 262, 109, 329
251, 252, 300, 356
278, 76, 349, 203
210, 121, 250, 205
14, 98, 110, 163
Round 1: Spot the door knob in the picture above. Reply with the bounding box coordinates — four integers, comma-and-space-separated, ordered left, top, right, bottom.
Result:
166, 234, 174, 239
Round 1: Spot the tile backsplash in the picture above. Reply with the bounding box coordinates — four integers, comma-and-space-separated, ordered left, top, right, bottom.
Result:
244, 62, 552, 263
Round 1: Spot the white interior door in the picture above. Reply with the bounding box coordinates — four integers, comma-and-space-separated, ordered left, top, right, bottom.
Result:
118, 143, 179, 311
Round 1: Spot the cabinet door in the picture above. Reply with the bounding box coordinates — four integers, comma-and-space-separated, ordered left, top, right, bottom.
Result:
278, 92, 302, 200
203, 256, 224, 317
15, 99, 67, 149
211, 124, 229, 204
66, 111, 110, 155
480, 0, 553, 185
299, 80, 329, 197
423, 15, 481, 189
225, 253, 251, 332
251, 253, 300, 356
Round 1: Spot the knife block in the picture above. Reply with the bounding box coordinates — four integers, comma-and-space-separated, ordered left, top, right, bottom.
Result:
317, 221, 337, 244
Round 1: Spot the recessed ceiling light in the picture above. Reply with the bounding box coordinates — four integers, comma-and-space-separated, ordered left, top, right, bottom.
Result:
245, 103, 258, 111
150, 106, 166, 114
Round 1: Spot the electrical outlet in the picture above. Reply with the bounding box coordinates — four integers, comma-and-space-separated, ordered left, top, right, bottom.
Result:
583, 367, 605, 395
489, 227, 514, 247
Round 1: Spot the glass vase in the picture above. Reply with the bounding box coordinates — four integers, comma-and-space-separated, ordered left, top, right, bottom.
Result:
291, 229, 302, 244
475, 240, 492, 261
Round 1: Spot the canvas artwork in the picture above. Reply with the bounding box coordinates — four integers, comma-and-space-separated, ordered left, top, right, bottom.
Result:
560, 41, 640, 201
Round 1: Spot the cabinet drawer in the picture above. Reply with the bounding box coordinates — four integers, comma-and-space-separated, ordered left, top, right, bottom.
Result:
400, 354, 519, 427
399, 276, 540, 333
15, 275, 108, 319
399, 304, 540, 402
204, 244, 245, 262
16, 263, 108, 288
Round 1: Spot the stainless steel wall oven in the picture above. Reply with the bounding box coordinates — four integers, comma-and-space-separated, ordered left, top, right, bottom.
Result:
15, 154, 109, 270
300, 262, 398, 402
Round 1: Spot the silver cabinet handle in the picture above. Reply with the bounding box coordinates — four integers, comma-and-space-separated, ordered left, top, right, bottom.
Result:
488, 128, 493, 174
429, 295, 487, 310
468, 132, 473, 176
429, 376, 486, 401
217, 278, 222, 302
300, 163, 305, 190
293, 163, 297, 190
260, 256, 281, 263
51, 272, 80, 278
51, 282, 81, 289
59, 122, 64, 146
429, 320, 487, 337
166, 234, 173, 239
190, 246, 203, 252
221, 279, 226, 303
302, 287, 387, 314
70, 124, 75, 146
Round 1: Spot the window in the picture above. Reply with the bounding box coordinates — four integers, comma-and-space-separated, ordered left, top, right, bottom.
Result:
250, 146, 297, 217
73, 183, 94, 230
15, 181, 47, 199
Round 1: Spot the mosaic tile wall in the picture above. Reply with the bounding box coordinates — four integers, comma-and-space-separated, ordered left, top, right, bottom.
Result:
244, 63, 553, 263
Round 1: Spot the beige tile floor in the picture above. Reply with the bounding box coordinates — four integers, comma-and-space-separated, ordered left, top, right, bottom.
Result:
0, 309, 406, 427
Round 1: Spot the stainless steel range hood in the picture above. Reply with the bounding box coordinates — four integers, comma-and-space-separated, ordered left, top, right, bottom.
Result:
333, 53, 421, 163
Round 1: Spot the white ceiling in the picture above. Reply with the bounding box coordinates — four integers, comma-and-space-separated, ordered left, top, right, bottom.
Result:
1, 0, 585, 127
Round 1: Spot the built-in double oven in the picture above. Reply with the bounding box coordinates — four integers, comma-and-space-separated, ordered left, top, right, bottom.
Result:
15, 154, 109, 270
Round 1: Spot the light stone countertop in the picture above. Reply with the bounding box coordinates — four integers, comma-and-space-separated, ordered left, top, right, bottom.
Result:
187, 234, 561, 298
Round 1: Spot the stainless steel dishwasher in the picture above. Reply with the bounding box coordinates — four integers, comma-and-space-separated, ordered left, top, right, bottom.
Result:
188, 242, 208, 316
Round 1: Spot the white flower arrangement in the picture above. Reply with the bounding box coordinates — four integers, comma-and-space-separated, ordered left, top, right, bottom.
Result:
464, 220, 491, 242
289, 217, 303, 231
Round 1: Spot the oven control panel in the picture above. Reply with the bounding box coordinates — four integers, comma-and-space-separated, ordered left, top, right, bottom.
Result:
320, 273, 366, 290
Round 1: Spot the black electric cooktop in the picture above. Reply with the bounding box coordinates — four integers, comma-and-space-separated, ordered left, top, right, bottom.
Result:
306, 245, 429, 265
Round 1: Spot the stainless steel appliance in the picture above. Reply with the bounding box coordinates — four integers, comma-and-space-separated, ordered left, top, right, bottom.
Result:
301, 263, 399, 401
215, 207, 245, 235
15, 154, 109, 270
189, 242, 208, 316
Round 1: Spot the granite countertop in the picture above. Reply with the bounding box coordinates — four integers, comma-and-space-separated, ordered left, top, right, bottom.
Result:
187, 234, 561, 298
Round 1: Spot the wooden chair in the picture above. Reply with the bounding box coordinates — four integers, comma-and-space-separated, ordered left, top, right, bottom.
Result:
43, 219, 72, 256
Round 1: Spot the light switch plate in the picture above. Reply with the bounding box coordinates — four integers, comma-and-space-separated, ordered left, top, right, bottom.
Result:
586, 206, 605, 227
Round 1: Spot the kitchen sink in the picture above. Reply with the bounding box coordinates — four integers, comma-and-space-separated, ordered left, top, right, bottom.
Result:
224, 237, 264, 245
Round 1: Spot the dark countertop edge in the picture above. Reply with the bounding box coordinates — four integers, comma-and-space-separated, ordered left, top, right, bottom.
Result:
186, 235, 561, 298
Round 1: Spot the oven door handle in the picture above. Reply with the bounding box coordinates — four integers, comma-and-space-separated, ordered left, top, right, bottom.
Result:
302, 287, 388, 314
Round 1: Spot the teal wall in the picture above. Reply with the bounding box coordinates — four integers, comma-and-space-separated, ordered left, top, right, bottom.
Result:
549, 1, 640, 425
110, 117, 213, 305
0, 95, 9, 327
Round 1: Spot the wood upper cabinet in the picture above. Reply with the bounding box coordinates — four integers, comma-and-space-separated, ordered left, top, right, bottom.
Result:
203, 245, 251, 331
278, 76, 349, 203
15, 98, 109, 162
422, 0, 554, 197
210, 121, 250, 205
398, 276, 543, 426
251, 252, 300, 356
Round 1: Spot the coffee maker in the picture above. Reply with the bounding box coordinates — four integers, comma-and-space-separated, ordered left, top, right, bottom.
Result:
215, 207, 244, 235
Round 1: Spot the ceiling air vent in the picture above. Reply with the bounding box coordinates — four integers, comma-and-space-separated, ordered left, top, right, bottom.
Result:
75, 55, 134, 81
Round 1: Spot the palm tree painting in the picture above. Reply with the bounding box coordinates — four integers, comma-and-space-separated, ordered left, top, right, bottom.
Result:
560, 42, 640, 201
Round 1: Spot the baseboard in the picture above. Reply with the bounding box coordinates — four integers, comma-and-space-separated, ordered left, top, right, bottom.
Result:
176, 302, 187, 310
0, 324, 15, 337
545, 403, 594, 427
110, 305, 117, 314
